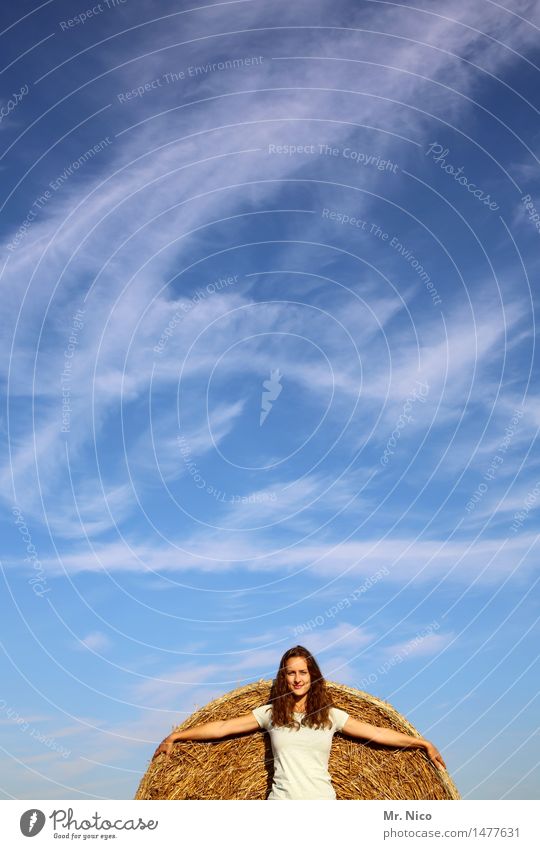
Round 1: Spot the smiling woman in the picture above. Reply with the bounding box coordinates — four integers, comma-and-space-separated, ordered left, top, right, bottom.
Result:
151, 646, 446, 801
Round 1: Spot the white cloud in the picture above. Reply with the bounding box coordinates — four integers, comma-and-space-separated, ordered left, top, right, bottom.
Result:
382, 631, 453, 660
76, 632, 112, 652
293, 622, 373, 655
17, 528, 538, 589
4, 0, 535, 510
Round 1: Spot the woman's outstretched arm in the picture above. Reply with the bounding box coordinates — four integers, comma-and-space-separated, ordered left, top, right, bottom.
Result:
152, 713, 260, 759
341, 717, 446, 771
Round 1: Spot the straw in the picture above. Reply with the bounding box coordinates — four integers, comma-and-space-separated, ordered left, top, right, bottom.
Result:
135, 680, 460, 800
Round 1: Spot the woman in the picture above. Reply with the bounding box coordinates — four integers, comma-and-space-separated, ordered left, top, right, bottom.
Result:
152, 645, 446, 800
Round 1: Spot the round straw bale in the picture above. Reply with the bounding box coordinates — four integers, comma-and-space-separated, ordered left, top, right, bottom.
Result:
135, 679, 459, 800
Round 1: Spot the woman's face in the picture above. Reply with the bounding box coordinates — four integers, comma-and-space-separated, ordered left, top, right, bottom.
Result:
285, 656, 311, 698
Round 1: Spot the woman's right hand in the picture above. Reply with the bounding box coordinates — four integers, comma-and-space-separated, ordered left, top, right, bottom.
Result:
152, 736, 175, 761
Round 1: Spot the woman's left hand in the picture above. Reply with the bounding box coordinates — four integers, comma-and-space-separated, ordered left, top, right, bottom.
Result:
424, 741, 446, 771
152, 737, 174, 761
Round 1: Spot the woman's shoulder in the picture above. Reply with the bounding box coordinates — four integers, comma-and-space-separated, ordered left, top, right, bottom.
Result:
328, 705, 350, 731
251, 703, 273, 729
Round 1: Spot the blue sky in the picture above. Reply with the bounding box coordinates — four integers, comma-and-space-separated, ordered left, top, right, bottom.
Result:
1, 0, 539, 800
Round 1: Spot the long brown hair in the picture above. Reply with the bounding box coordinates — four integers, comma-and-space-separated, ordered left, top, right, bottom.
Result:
269, 646, 332, 730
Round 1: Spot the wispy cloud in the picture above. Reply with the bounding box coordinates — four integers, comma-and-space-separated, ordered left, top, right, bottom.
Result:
4, 0, 537, 530
18, 529, 538, 589
76, 632, 112, 652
